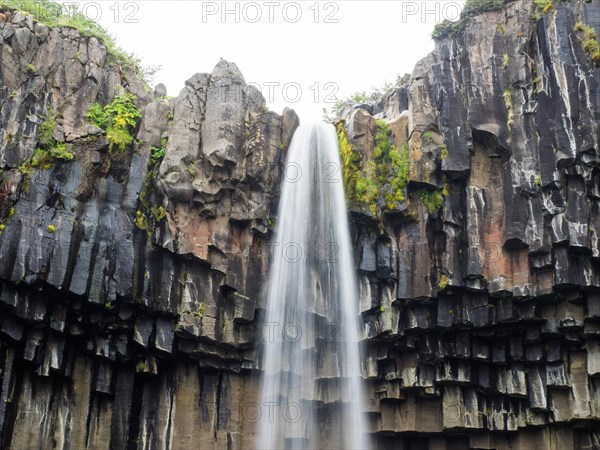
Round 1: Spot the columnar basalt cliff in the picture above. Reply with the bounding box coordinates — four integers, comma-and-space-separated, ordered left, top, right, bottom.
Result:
0, 0, 600, 449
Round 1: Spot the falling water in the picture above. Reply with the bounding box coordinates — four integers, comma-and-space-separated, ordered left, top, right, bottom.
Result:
258, 121, 369, 450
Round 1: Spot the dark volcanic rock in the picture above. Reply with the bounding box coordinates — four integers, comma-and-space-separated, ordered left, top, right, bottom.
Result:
0, 1, 600, 449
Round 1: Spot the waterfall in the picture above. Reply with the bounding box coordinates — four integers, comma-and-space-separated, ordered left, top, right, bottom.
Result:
258, 121, 369, 450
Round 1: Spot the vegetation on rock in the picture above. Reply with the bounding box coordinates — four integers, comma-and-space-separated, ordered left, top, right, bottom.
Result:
86, 93, 141, 151
19, 107, 73, 181
418, 189, 444, 214
135, 210, 148, 230
438, 274, 449, 290
150, 146, 165, 164
323, 82, 396, 122
422, 131, 434, 145
135, 171, 167, 237
432, 0, 505, 41
0, 0, 159, 82
187, 163, 196, 177
533, 0, 555, 18
433, 0, 556, 40
337, 122, 359, 202
37, 109, 73, 161
441, 145, 449, 160
337, 119, 410, 216
503, 88, 514, 129
575, 20, 600, 66
150, 137, 168, 164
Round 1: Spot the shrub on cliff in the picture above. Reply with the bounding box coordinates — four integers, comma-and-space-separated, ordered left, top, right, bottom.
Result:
86, 93, 141, 151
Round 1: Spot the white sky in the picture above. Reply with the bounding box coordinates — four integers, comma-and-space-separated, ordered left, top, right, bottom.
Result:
78, 0, 466, 121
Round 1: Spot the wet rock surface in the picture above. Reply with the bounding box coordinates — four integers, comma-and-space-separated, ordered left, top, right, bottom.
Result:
1, 1, 600, 449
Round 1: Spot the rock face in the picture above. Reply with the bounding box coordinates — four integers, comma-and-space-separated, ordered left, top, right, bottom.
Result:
0, 0, 600, 449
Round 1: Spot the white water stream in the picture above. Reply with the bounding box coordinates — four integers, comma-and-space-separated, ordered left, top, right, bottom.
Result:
258, 122, 369, 450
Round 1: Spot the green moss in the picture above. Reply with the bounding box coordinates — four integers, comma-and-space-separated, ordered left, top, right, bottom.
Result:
26, 63, 36, 74
19, 108, 74, 181
438, 274, 449, 290
151, 206, 166, 222
502, 53, 509, 69
422, 131, 434, 144
441, 145, 449, 160
337, 122, 359, 202
534, 175, 542, 187
364, 121, 409, 214
37, 109, 74, 161
575, 21, 600, 66
419, 189, 444, 214
337, 120, 410, 216
143, 172, 155, 206
135, 360, 145, 372
39, 108, 56, 147
192, 303, 206, 318
18, 160, 34, 178
187, 162, 196, 177
48, 143, 74, 161
533, 0, 554, 18
135, 170, 167, 238
355, 160, 380, 214
28, 148, 51, 168
390, 142, 411, 203
503, 89, 514, 128
135, 211, 148, 230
